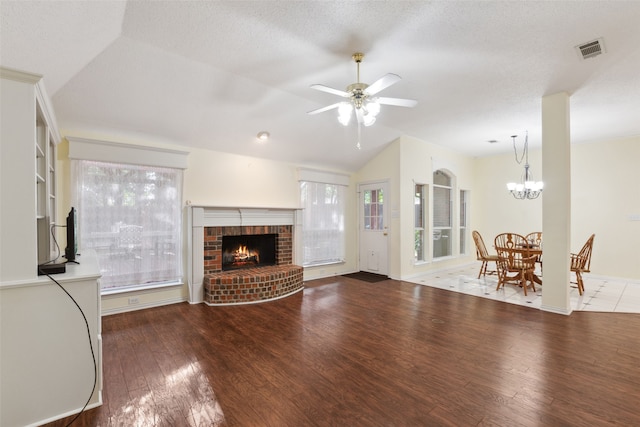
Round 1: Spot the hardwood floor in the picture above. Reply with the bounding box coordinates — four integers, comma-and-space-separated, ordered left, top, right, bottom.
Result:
46, 277, 640, 426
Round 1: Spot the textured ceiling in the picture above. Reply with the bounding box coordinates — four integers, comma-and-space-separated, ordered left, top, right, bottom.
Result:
2, 1, 639, 171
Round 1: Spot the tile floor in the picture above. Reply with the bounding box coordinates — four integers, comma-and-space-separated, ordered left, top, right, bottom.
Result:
406, 263, 640, 313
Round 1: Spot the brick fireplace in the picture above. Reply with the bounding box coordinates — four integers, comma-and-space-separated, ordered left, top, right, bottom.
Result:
204, 225, 293, 274
188, 206, 303, 304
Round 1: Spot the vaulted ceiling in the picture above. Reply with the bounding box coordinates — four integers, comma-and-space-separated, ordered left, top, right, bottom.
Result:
2, 1, 639, 171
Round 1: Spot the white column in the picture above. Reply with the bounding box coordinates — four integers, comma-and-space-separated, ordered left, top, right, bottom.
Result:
189, 207, 205, 303
541, 92, 572, 314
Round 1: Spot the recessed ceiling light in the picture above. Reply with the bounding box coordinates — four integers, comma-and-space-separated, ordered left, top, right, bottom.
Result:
488, 139, 498, 144
256, 131, 270, 142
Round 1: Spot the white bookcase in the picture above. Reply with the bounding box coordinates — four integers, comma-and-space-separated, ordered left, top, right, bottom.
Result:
0, 67, 60, 279
36, 101, 58, 264
1, 67, 103, 426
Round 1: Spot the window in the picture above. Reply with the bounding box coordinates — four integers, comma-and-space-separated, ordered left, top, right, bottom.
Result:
363, 188, 384, 230
300, 181, 346, 266
414, 184, 427, 262
433, 170, 452, 258
74, 160, 183, 292
460, 190, 469, 255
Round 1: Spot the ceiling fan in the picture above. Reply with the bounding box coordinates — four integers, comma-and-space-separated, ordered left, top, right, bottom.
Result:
307, 52, 418, 128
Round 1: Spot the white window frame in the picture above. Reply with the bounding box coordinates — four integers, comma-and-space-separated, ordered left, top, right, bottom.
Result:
68, 137, 188, 294
298, 168, 349, 267
414, 183, 428, 263
460, 189, 469, 256
433, 169, 453, 259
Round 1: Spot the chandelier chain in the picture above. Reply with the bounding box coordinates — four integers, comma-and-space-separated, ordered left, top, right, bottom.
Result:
511, 131, 529, 165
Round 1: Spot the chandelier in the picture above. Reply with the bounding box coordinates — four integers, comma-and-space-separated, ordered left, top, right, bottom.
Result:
506, 132, 544, 199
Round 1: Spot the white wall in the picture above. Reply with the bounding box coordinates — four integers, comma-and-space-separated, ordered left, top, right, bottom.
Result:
184, 147, 299, 208
570, 136, 640, 279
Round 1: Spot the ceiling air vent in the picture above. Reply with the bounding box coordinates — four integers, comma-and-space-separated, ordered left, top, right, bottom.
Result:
576, 38, 605, 60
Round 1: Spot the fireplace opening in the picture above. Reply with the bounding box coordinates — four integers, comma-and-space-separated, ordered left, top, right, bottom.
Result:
222, 233, 277, 271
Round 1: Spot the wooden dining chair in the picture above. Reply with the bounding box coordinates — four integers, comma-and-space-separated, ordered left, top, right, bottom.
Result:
570, 234, 595, 295
525, 231, 543, 273
494, 233, 538, 296
472, 230, 499, 279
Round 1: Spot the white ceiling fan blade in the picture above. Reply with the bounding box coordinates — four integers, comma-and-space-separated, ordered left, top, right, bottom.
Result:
364, 73, 401, 95
307, 102, 342, 115
310, 84, 350, 98
377, 97, 418, 108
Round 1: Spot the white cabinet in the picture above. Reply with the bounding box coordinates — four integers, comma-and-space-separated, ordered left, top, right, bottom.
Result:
1, 67, 61, 281
0, 252, 102, 427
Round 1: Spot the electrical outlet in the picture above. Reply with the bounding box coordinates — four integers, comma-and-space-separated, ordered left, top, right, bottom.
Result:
128, 297, 140, 305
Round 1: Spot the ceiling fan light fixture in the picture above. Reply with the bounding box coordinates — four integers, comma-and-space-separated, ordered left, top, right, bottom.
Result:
365, 99, 380, 116
338, 102, 353, 126
363, 113, 376, 127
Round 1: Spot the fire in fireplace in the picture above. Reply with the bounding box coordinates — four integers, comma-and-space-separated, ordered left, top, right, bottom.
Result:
222, 234, 277, 271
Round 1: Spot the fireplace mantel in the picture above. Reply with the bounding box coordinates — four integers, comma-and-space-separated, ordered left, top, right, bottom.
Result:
187, 206, 302, 303
201, 206, 298, 227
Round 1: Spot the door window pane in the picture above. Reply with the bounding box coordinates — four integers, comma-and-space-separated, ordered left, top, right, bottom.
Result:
363, 189, 384, 231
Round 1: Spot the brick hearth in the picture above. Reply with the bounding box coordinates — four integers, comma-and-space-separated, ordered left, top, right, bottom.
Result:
204, 265, 303, 305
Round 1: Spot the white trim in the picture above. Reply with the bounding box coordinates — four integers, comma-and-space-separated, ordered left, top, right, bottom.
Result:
201, 207, 296, 227
0, 66, 42, 84
0, 67, 61, 145
100, 280, 183, 296
25, 398, 103, 427
431, 156, 459, 177
67, 136, 189, 169
101, 295, 187, 316
298, 167, 350, 186
303, 260, 345, 268
540, 305, 573, 316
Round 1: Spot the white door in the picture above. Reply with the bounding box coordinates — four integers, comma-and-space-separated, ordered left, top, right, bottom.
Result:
358, 182, 389, 276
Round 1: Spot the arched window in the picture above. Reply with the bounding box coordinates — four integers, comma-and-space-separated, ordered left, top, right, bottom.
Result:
433, 170, 452, 258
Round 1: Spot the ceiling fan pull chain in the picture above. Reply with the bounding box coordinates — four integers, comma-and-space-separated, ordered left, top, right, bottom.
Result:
356, 121, 362, 150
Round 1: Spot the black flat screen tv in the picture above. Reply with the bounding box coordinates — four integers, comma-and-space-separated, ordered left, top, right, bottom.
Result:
65, 207, 78, 263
